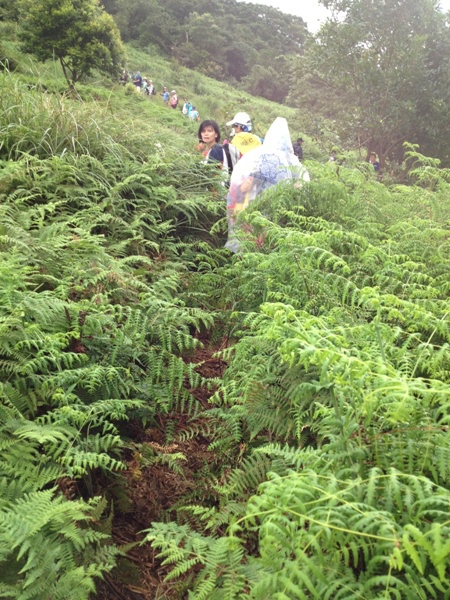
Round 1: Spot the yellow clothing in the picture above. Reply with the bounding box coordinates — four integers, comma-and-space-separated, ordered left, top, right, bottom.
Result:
231, 132, 262, 155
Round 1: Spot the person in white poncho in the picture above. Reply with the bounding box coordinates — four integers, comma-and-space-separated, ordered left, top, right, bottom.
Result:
225, 117, 310, 252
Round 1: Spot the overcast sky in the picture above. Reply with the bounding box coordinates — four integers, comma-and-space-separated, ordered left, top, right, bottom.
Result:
239, 0, 450, 33
242, 0, 331, 33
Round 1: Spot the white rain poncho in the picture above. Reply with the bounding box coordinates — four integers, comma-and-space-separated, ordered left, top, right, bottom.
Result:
225, 117, 310, 252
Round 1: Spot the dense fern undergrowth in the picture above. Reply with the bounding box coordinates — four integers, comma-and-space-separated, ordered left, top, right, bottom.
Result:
1, 63, 450, 600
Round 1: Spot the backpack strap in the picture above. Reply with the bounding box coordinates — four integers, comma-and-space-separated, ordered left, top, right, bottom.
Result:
222, 143, 234, 176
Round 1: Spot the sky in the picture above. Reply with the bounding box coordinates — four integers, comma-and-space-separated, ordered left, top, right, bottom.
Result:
242, 0, 331, 33
239, 0, 450, 33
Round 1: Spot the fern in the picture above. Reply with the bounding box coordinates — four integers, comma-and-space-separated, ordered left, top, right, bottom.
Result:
143, 155, 450, 599
146, 468, 450, 599
4, 64, 450, 599
0, 490, 119, 600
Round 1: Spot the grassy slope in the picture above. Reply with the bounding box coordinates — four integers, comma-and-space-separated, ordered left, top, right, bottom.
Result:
123, 45, 304, 139
1, 20, 318, 157
2, 23, 450, 600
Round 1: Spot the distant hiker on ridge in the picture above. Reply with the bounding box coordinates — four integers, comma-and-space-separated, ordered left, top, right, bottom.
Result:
369, 151, 380, 171
169, 90, 178, 109
189, 106, 199, 121
293, 137, 304, 160
133, 71, 142, 92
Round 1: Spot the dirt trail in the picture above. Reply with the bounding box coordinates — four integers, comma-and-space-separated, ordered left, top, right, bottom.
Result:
96, 338, 228, 599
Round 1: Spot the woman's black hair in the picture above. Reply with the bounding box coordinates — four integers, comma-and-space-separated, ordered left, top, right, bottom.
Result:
198, 120, 221, 143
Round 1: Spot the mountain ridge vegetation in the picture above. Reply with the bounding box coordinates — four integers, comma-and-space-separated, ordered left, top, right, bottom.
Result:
1, 7, 450, 599
95, 0, 450, 167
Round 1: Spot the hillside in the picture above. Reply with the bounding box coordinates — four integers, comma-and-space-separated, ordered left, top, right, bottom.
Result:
101, 0, 309, 103
121, 45, 306, 144
1, 22, 450, 600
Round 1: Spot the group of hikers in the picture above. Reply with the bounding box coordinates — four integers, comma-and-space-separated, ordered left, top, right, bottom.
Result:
160, 87, 178, 108
120, 70, 156, 95
196, 111, 310, 252
197, 112, 263, 174
181, 99, 200, 121
120, 69, 380, 173
118, 70, 379, 248
119, 70, 201, 120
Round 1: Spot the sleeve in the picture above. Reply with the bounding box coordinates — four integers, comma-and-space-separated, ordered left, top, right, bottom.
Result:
207, 145, 224, 165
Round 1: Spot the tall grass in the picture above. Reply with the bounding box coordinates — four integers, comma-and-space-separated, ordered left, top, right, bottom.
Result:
0, 67, 200, 162
1, 36, 325, 163
0, 72, 113, 159
122, 45, 310, 144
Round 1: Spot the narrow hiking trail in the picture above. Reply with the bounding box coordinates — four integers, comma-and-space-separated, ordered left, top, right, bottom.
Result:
96, 336, 229, 599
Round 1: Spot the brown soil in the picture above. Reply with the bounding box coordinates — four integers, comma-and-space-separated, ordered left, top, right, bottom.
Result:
95, 336, 228, 599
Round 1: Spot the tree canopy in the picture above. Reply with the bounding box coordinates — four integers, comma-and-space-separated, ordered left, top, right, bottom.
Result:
103, 0, 308, 102
288, 0, 450, 166
18, 0, 125, 89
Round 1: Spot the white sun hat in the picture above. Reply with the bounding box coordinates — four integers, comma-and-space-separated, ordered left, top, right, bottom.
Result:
226, 112, 252, 131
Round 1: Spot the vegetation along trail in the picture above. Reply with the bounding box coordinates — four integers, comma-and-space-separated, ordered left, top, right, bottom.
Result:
1, 0, 450, 598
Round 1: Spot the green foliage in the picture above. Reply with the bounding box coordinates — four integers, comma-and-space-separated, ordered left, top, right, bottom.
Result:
2, 23, 450, 598
0, 0, 20, 21
145, 469, 450, 599
0, 62, 226, 596
0, 487, 119, 599
106, 0, 308, 101
289, 0, 450, 165
18, 0, 125, 89
145, 155, 450, 598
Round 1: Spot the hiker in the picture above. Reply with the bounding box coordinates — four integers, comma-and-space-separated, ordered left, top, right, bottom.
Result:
226, 111, 262, 156
293, 137, 303, 159
141, 78, 148, 94
198, 120, 224, 164
147, 80, 155, 96
133, 71, 142, 92
169, 90, 178, 109
231, 131, 262, 156
369, 152, 380, 171
189, 105, 199, 121
119, 70, 128, 85
227, 111, 252, 135
182, 99, 189, 115
162, 87, 169, 104
198, 120, 242, 190
225, 117, 310, 253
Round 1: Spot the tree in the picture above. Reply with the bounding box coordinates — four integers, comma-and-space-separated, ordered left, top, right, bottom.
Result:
242, 63, 288, 103
19, 0, 125, 90
173, 12, 227, 77
0, 0, 20, 20
113, 0, 176, 50
289, 0, 450, 166
99, 0, 309, 95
